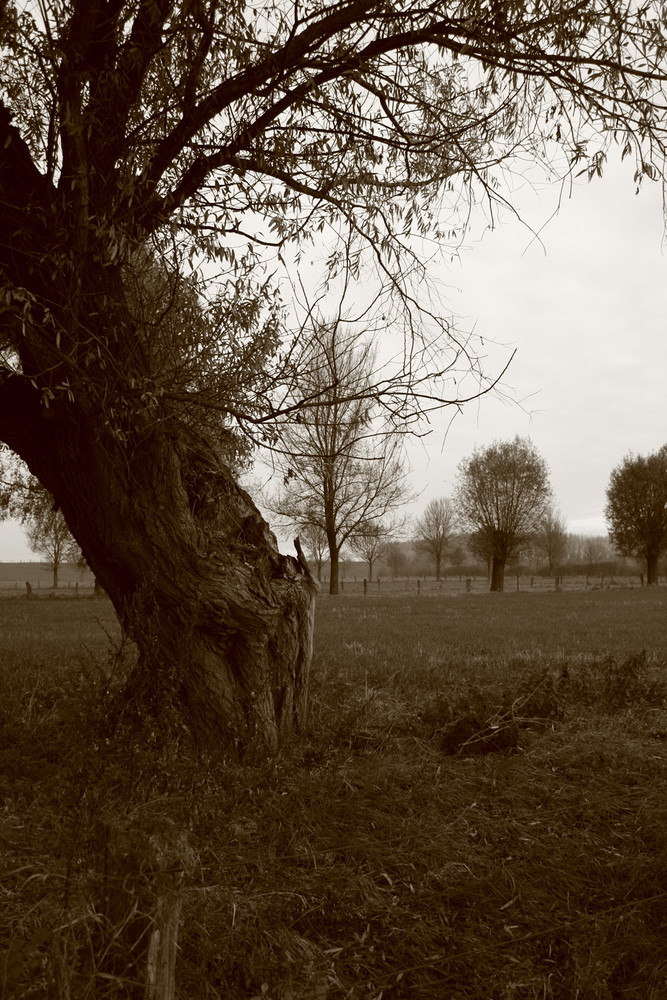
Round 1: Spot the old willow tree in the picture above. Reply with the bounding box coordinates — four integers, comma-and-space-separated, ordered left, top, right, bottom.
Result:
0, 1, 666, 746
605, 446, 667, 585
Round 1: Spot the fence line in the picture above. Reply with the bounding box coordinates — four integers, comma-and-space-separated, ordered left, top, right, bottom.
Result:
316, 574, 660, 596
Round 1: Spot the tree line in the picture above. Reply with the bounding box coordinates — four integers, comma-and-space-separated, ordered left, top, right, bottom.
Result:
332, 529, 643, 586
3, 400, 666, 594
276, 423, 667, 592
261, 321, 667, 593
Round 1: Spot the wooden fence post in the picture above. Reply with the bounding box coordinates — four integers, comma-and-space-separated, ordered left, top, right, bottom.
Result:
25, 582, 32, 600
363, 579, 367, 596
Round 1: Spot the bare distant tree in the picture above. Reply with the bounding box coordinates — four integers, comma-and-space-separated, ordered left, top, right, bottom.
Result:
25, 500, 80, 590
537, 508, 569, 576
454, 437, 553, 592
605, 446, 667, 585
385, 542, 409, 580
268, 324, 415, 595
0, 455, 80, 588
583, 537, 609, 576
298, 523, 328, 583
449, 541, 467, 581
523, 542, 544, 575
415, 498, 455, 581
349, 521, 394, 582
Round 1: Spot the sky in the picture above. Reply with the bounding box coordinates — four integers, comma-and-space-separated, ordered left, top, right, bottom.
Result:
404, 158, 667, 538
0, 159, 665, 560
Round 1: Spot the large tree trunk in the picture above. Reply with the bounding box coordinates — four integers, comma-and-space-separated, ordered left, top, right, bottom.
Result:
0, 376, 317, 748
490, 557, 505, 592
0, 109, 318, 749
647, 550, 659, 586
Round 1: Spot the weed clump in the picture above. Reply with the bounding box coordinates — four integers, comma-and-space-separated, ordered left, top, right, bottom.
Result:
420, 651, 666, 756
560, 650, 665, 712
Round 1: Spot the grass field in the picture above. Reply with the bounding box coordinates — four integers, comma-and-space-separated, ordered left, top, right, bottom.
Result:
1, 588, 667, 998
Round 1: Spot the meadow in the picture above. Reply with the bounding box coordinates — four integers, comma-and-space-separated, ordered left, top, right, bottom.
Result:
1, 585, 667, 999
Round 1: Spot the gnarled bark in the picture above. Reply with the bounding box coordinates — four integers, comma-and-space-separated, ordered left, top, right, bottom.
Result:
0, 374, 317, 748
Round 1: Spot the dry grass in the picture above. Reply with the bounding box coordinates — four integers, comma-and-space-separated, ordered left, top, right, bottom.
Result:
1, 589, 667, 998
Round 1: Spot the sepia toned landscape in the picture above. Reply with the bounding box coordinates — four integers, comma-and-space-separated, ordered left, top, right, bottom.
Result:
2, 1, 667, 998
2, 583, 667, 998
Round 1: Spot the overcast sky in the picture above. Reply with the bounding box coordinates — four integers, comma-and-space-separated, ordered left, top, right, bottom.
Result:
1, 159, 665, 560
407, 157, 667, 537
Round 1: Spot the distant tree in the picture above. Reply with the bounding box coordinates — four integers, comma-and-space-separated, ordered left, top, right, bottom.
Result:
564, 533, 585, 566
268, 325, 414, 595
349, 521, 394, 582
582, 537, 608, 577
605, 447, 667, 585
0, 455, 80, 588
298, 523, 328, 583
454, 437, 553, 592
449, 541, 466, 580
415, 498, 455, 580
537, 508, 569, 575
24, 496, 80, 590
385, 542, 409, 580
523, 542, 544, 575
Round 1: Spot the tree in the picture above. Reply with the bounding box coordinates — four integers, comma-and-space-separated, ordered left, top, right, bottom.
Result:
605, 447, 667, 585
1, 3, 667, 745
0, 454, 80, 587
298, 522, 328, 583
454, 437, 553, 592
449, 540, 467, 581
24, 495, 79, 590
536, 508, 568, 576
385, 542, 410, 580
268, 324, 414, 594
582, 536, 608, 577
415, 498, 455, 581
349, 520, 393, 581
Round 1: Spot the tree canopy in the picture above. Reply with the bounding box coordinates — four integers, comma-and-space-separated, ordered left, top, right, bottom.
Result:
454, 436, 553, 591
2, 0, 667, 435
605, 446, 667, 585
